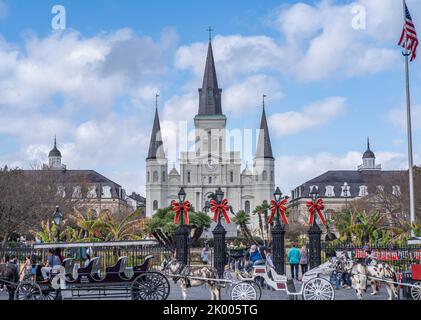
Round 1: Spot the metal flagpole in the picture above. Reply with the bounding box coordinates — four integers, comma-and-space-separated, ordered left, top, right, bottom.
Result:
402, 0, 416, 237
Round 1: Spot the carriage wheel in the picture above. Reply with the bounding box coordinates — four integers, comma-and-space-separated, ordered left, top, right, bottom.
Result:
303, 278, 335, 301
230, 282, 260, 300
14, 282, 43, 301
131, 272, 170, 301
411, 281, 421, 300
39, 285, 60, 300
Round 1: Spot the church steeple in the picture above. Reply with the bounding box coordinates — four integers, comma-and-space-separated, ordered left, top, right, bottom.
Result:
255, 96, 274, 159
198, 40, 223, 115
147, 101, 166, 160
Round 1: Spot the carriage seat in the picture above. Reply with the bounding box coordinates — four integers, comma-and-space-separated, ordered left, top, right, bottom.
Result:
105, 256, 130, 280
133, 255, 155, 273
90, 257, 104, 281
62, 258, 75, 281
76, 257, 102, 281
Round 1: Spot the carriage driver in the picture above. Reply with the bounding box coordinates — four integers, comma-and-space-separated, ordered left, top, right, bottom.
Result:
41, 249, 62, 280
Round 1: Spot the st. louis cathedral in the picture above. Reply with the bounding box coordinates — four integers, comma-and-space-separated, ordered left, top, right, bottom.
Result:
145, 39, 275, 224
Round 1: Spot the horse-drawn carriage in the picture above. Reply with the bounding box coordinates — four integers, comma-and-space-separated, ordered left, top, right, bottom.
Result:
237, 261, 335, 301
0, 254, 170, 301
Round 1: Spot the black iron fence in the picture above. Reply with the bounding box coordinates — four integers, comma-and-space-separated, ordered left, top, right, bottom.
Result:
321, 242, 421, 273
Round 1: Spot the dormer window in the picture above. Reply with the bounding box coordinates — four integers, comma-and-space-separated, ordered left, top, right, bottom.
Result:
341, 183, 351, 197
359, 185, 368, 197
325, 186, 335, 197
392, 185, 401, 197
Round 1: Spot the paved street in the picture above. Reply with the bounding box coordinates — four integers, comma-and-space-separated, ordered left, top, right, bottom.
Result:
0, 280, 393, 300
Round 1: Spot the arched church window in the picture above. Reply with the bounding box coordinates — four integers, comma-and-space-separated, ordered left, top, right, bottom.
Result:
209, 176, 212, 184
162, 171, 166, 182
147, 171, 150, 183
187, 171, 191, 183
153, 200, 158, 211
262, 171, 268, 181
153, 171, 159, 182
230, 171, 234, 183
245, 201, 250, 214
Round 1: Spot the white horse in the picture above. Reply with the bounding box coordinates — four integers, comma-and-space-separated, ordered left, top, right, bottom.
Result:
161, 257, 221, 300
335, 251, 398, 300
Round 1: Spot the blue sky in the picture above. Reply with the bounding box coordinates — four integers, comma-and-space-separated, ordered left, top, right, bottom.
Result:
0, 0, 420, 196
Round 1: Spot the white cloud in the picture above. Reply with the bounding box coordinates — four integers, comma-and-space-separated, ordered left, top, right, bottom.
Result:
0, 28, 170, 114
268, 97, 346, 137
388, 104, 421, 131
174, 0, 410, 84
223, 75, 283, 116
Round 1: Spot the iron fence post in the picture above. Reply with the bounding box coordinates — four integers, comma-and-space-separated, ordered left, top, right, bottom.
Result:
213, 219, 226, 278
308, 223, 322, 269
272, 217, 285, 274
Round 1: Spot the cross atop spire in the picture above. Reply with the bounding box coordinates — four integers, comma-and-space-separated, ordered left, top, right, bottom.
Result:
367, 136, 371, 150
263, 94, 267, 110
155, 93, 159, 110
54, 135, 57, 148
207, 26, 214, 42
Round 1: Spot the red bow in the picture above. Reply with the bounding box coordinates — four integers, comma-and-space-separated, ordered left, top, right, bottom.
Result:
269, 199, 289, 225
171, 200, 191, 225
306, 198, 326, 225
210, 199, 231, 224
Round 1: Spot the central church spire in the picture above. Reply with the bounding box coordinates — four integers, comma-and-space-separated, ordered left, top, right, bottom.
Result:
198, 40, 223, 115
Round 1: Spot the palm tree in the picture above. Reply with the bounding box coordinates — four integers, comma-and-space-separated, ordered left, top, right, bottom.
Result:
253, 205, 265, 241
253, 202, 271, 244
233, 210, 258, 245
95, 210, 147, 241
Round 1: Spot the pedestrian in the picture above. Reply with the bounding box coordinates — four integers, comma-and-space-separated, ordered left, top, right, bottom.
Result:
300, 245, 308, 277
41, 249, 62, 280
245, 245, 264, 272
265, 249, 275, 269
287, 242, 301, 281
201, 241, 210, 265
84, 254, 91, 267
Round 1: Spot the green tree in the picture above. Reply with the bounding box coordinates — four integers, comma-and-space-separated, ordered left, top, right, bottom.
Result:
146, 206, 211, 247
233, 210, 258, 245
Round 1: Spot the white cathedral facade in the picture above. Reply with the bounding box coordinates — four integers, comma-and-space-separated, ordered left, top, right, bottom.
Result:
145, 40, 276, 229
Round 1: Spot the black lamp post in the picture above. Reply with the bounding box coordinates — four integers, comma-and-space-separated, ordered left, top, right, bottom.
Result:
175, 187, 189, 265
344, 182, 350, 211
53, 206, 63, 242
308, 186, 322, 269
271, 187, 286, 274
212, 187, 227, 278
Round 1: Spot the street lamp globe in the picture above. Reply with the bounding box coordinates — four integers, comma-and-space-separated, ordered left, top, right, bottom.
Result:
274, 187, 282, 203
178, 187, 186, 203
216, 187, 224, 203
53, 206, 63, 226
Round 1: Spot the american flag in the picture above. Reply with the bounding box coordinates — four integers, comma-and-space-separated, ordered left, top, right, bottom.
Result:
398, 1, 419, 61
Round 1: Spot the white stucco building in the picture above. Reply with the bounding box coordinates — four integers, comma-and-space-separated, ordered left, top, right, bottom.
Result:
145, 40, 276, 231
